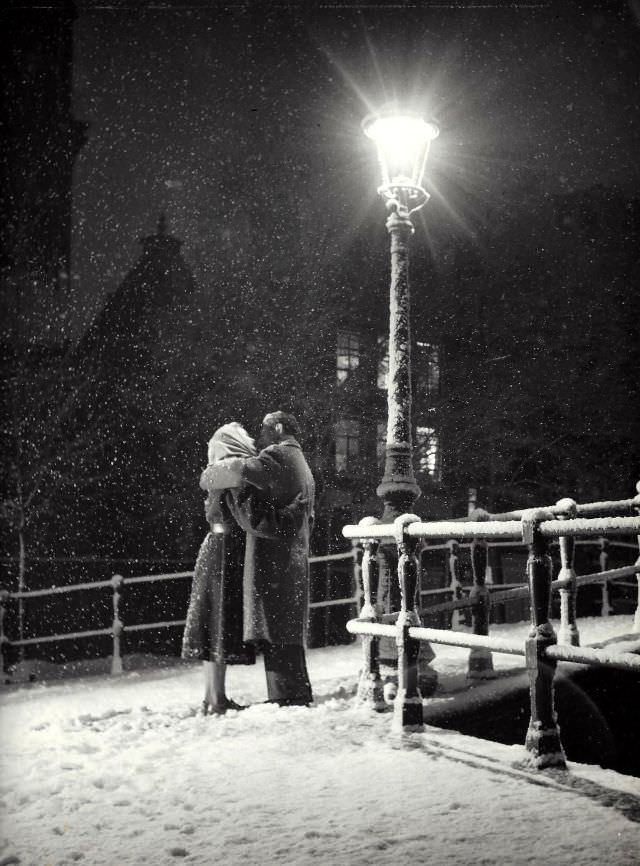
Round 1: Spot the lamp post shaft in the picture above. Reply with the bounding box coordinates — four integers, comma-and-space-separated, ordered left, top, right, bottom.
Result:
359, 110, 439, 716
377, 203, 421, 522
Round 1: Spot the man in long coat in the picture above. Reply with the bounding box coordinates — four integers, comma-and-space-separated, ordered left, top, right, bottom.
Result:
202, 411, 315, 706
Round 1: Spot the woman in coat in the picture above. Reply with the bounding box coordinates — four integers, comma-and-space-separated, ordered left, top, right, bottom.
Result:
182, 422, 304, 715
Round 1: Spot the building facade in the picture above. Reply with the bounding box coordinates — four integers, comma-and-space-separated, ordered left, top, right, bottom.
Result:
1, 0, 86, 344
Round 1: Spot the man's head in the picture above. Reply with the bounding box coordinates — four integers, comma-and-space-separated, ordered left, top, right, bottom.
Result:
259, 411, 301, 447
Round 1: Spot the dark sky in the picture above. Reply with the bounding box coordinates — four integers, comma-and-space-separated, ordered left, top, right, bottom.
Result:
70, 0, 640, 334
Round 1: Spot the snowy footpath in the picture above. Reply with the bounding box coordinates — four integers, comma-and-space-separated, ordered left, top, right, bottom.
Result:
1, 617, 639, 866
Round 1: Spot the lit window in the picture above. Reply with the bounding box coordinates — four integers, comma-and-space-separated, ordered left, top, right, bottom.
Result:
416, 426, 440, 478
377, 335, 388, 389
335, 418, 360, 472
416, 342, 440, 396
376, 421, 386, 467
336, 331, 359, 384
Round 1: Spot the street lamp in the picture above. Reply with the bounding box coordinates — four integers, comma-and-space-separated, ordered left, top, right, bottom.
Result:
362, 110, 439, 522
356, 111, 440, 720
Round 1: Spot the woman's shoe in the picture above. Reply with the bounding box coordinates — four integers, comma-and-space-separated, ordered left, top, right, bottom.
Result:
203, 697, 248, 715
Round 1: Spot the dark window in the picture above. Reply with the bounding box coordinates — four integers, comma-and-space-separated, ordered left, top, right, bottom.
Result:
335, 418, 360, 472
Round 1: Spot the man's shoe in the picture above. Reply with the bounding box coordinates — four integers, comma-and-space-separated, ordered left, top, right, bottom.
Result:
265, 697, 312, 708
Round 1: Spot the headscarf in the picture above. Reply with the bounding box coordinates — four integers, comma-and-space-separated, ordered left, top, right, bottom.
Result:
207, 422, 257, 464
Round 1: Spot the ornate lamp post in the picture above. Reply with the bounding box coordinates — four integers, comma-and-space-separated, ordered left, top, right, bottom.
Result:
362, 111, 439, 521
357, 112, 439, 715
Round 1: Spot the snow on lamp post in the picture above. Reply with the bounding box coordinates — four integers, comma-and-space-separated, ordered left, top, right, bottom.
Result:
360, 112, 439, 723
362, 111, 439, 522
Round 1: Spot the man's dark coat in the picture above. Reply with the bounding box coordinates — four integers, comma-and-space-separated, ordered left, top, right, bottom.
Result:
206, 437, 315, 646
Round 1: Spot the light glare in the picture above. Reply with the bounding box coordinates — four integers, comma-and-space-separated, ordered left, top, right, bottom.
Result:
364, 115, 439, 145
362, 112, 439, 198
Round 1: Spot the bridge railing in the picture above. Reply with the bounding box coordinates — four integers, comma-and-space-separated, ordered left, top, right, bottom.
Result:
342, 486, 640, 770
385, 536, 636, 656
0, 548, 360, 679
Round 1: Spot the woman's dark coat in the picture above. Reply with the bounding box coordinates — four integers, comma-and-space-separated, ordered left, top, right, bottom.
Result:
181, 493, 255, 665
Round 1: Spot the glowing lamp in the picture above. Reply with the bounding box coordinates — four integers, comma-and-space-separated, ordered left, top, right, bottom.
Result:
362, 112, 439, 212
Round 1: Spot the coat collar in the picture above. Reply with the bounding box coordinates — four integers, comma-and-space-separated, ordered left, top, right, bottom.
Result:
278, 436, 301, 449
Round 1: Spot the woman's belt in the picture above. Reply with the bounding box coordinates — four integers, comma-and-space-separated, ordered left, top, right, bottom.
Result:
211, 523, 232, 535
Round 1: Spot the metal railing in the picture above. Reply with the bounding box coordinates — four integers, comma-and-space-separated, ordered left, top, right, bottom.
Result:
342, 485, 640, 770
0, 548, 360, 677
416, 539, 636, 627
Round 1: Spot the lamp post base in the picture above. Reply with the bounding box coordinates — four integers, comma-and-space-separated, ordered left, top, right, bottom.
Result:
376, 444, 421, 524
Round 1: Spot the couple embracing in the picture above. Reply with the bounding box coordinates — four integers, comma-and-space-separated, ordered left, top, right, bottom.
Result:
181, 411, 315, 715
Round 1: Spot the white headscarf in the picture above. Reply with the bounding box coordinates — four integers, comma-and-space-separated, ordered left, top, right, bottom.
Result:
207, 422, 257, 464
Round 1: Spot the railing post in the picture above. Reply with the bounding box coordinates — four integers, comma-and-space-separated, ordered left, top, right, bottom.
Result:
555, 498, 580, 646
375, 543, 396, 689
351, 539, 362, 611
111, 574, 124, 675
634, 481, 640, 633
468, 539, 494, 678
522, 510, 566, 769
376, 541, 436, 701
416, 542, 437, 697
446, 539, 465, 629
598, 537, 612, 617
392, 515, 424, 733
354, 518, 385, 710
485, 544, 494, 585
0, 588, 9, 678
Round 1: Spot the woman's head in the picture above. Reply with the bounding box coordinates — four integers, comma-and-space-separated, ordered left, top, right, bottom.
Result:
207, 422, 256, 464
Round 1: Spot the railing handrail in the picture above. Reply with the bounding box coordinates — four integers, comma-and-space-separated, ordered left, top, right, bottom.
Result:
125, 571, 194, 586
4, 550, 356, 601
486, 494, 640, 521
422, 538, 637, 551
11, 579, 115, 598
346, 619, 640, 672
309, 551, 357, 563
419, 563, 640, 617
0, 556, 193, 565
343, 515, 640, 542
4, 593, 363, 648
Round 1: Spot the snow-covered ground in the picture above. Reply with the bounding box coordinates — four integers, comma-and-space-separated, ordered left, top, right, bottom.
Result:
1, 616, 639, 866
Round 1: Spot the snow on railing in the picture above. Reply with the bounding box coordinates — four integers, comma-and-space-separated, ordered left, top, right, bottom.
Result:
484, 493, 640, 521
342, 484, 640, 769
0, 549, 360, 678
342, 514, 640, 541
